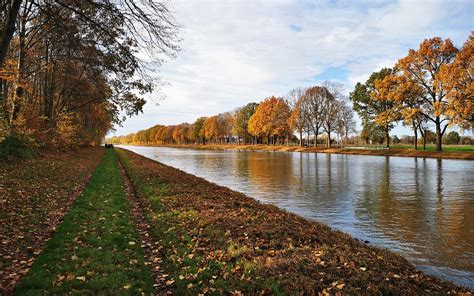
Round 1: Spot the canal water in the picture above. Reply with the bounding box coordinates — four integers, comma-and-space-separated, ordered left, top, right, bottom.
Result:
122, 146, 474, 288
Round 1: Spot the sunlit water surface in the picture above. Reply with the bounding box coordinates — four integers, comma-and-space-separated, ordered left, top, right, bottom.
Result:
121, 146, 474, 288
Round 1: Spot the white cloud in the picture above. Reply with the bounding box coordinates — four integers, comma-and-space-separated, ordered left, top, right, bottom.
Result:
111, 0, 472, 136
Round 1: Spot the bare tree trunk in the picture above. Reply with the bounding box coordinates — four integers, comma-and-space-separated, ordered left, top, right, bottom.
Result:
419, 127, 426, 151
385, 125, 390, 148
11, 10, 27, 121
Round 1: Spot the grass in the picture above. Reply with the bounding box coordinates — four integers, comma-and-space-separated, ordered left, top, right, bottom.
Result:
15, 150, 154, 295
391, 144, 474, 152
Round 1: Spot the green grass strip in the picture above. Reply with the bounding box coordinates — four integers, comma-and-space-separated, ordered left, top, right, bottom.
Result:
15, 150, 153, 295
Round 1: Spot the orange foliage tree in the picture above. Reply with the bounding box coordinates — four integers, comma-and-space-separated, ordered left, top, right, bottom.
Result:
248, 96, 290, 145
203, 116, 219, 143
438, 33, 473, 130
374, 37, 463, 151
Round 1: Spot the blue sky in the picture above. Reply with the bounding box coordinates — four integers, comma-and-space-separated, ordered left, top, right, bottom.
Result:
111, 0, 473, 137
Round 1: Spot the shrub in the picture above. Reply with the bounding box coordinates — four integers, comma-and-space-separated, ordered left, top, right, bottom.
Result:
0, 134, 34, 159
443, 131, 461, 145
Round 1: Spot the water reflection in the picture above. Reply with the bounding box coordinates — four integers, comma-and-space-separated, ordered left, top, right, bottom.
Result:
122, 146, 474, 288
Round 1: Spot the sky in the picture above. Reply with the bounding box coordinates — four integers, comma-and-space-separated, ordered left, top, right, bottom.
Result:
110, 0, 473, 137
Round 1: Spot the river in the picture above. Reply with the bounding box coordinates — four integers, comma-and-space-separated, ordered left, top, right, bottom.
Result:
121, 146, 474, 288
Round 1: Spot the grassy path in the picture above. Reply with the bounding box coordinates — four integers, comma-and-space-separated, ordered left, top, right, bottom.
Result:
15, 150, 154, 295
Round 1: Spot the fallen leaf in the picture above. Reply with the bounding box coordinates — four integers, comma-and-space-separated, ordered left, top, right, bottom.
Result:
165, 280, 174, 286
76, 276, 86, 281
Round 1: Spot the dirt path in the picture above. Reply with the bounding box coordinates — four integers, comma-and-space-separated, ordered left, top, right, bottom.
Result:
117, 157, 172, 295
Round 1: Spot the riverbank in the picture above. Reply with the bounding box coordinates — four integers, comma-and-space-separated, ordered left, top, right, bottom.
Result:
126, 143, 474, 160
117, 148, 472, 294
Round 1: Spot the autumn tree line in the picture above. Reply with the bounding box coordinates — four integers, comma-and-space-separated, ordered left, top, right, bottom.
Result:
110, 81, 357, 148
112, 34, 472, 151
0, 0, 178, 157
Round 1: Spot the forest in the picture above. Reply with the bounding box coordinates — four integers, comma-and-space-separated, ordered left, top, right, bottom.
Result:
0, 0, 178, 159
110, 34, 473, 151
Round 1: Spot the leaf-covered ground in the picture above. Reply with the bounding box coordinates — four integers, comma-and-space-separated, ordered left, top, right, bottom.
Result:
15, 150, 154, 295
0, 147, 104, 294
117, 148, 472, 295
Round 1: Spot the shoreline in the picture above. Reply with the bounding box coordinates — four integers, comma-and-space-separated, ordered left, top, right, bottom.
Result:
117, 147, 472, 294
119, 143, 474, 160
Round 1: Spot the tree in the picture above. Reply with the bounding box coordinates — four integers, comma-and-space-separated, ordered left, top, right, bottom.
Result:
232, 102, 257, 144
439, 33, 473, 130
378, 37, 459, 151
287, 88, 308, 146
193, 117, 206, 144
360, 122, 386, 144
336, 100, 356, 146
351, 68, 397, 147
443, 131, 460, 145
248, 96, 290, 145
270, 97, 291, 144
320, 82, 342, 148
392, 135, 400, 144
217, 112, 233, 144
0, 0, 22, 65
203, 116, 219, 143
305, 86, 326, 147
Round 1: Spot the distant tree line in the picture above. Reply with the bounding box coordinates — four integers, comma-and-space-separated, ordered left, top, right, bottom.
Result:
0, 0, 179, 155
110, 81, 357, 148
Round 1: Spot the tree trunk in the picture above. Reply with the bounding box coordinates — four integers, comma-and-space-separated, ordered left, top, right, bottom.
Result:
385, 125, 390, 148
435, 117, 442, 151
327, 131, 331, 148
413, 123, 418, 150
420, 128, 426, 151
11, 11, 27, 121
314, 127, 319, 147
299, 130, 302, 147
0, 0, 22, 66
